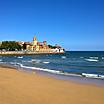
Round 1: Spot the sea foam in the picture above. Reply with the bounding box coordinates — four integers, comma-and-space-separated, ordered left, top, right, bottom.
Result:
82, 73, 104, 79
102, 57, 104, 60
17, 63, 104, 79
61, 56, 66, 59
89, 57, 98, 59
18, 56, 23, 59
43, 61, 50, 64
31, 59, 41, 63
85, 59, 98, 62
17, 63, 60, 74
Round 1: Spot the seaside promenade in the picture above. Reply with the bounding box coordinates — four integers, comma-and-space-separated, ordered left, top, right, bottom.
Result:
0, 50, 64, 55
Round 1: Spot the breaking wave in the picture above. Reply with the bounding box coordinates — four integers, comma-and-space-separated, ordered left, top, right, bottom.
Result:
31, 59, 41, 63
102, 57, 104, 60
85, 59, 99, 62
89, 57, 98, 59
17, 63, 60, 74
61, 56, 66, 59
18, 56, 23, 59
82, 73, 104, 79
43, 61, 50, 64
0, 61, 104, 80
12, 63, 104, 79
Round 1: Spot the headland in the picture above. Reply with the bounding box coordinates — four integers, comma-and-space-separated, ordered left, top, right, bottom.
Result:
0, 36, 65, 55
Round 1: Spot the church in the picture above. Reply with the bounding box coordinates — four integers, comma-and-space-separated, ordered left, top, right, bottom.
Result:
25, 36, 49, 52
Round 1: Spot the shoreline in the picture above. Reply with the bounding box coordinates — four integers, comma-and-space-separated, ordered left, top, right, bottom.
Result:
0, 63, 104, 87
0, 65, 104, 104
36, 71, 104, 87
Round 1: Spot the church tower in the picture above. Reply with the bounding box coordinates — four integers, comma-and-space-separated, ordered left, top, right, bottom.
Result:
33, 36, 37, 46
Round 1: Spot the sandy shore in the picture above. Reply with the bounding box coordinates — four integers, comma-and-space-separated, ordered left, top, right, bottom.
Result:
0, 66, 104, 104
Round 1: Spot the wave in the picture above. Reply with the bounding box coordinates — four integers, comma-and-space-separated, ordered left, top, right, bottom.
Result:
0, 59, 2, 62
22, 59, 41, 64
85, 59, 98, 62
17, 63, 83, 77
10, 62, 16, 64
61, 56, 66, 59
80, 57, 84, 58
89, 57, 98, 59
82, 73, 104, 79
31, 59, 41, 63
0, 61, 104, 79
22, 60, 32, 63
18, 56, 23, 59
102, 57, 104, 60
15, 63, 104, 79
43, 61, 50, 64
16, 63, 60, 74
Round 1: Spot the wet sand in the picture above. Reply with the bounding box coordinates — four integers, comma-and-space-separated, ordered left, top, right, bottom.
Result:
0, 66, 104, 104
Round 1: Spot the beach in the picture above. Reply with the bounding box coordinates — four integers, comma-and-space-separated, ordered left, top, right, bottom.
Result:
0, 66, 104, 104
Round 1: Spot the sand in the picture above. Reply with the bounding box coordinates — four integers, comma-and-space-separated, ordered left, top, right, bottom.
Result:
0, 66, 104, 104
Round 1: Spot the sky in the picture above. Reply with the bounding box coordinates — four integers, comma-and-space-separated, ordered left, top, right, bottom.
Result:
0, 0, 104, 51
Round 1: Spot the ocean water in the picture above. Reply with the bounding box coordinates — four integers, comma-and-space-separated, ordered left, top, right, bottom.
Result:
0, 51, 104, 80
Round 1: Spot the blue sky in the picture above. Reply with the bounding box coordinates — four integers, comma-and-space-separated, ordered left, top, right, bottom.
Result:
0, 0, 104, 51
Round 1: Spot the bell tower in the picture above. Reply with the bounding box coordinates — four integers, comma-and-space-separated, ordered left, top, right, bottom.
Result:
33, 36, 37, 46
33, 36, 37, 41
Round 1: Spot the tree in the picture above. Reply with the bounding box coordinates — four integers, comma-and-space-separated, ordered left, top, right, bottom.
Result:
0, 41, 22, 51
48, 45, 57, 49
23, 43, 27, 50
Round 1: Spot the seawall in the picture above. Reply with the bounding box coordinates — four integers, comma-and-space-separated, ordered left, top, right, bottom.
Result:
0, 51, 64, 56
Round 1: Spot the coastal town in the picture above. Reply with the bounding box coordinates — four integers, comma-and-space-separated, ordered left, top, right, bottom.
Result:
0, 36, 64, 55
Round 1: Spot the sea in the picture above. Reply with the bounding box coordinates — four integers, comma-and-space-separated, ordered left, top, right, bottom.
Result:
0, 51, 104, 85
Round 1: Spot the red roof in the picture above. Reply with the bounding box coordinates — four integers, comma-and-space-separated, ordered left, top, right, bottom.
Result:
24, 42, 31, 45
37, 42, 44, 45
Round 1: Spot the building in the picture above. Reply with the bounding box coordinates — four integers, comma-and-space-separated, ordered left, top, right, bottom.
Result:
24, 36, 49, 52
17, 36, 64, 53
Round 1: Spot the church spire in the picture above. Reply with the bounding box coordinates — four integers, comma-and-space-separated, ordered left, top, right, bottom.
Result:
33, 36, 37, 41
